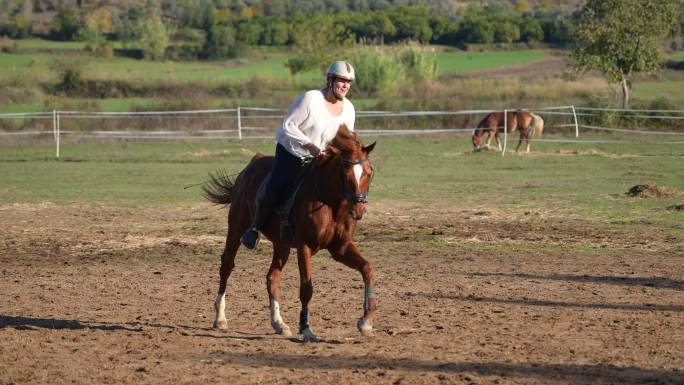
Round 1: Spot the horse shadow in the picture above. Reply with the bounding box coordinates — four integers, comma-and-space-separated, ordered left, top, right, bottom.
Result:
0, 315, 288, 342
0, 315, 142, 331
201, 351, 684, 384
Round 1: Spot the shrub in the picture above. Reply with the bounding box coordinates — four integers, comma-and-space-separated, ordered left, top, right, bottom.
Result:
400, 47, 438, 82
55, 66, 84, 95
0, 37, 19, 53
350, 48, 405, 96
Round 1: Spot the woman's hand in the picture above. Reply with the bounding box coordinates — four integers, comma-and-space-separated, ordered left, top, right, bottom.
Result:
304, 142, 321, 157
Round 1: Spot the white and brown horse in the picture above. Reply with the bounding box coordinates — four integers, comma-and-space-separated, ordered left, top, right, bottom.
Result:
472, 110, 544, 153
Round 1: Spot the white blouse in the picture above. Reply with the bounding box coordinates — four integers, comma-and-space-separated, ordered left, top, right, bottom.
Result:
276, 89, 355, 159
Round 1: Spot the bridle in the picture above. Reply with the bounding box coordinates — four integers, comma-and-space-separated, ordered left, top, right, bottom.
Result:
340, 156, 373, 204
312, 154, 373, 207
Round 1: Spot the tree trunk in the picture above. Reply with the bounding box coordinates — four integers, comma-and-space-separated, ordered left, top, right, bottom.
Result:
621, 77, 630, 109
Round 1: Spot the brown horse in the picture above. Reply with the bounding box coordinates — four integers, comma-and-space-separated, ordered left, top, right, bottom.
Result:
202, 125, 377, 342
472, 110, 544, 153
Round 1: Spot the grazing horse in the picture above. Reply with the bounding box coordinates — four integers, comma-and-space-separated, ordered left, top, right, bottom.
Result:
202, 125, 377, 342
472, 110, 544, 153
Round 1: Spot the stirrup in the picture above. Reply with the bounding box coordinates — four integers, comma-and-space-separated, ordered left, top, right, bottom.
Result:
241, 227, 260, 249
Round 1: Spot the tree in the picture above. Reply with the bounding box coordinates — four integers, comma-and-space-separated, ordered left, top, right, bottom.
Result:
285, 13, 352, 76
459, 10, 495, 44
571, 0, 677, 108
519, 17, 544, 43
494, 21, 520, 43
203, 23, 240, 59
53, 6, 82, 40
139, 16, 172, 61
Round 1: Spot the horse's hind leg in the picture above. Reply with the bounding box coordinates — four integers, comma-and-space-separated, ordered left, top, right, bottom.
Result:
330, 242, 376, 336
515, 129, 530, 153
213, 228, 241, 329
267, 243, 292, 336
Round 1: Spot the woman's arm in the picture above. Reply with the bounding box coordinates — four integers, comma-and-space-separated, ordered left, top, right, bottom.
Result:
279, 92, 314, 146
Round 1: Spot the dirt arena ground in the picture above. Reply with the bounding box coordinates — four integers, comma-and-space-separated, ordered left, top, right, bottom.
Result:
1, 200, 683, 384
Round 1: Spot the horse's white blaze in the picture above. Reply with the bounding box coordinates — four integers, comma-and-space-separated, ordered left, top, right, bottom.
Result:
353, 164, 363, 186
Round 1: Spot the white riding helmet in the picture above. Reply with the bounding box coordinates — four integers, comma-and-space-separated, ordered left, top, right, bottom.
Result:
326, 61, 355, 81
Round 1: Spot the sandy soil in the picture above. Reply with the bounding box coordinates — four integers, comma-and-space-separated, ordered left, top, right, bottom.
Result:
1, 200, 683, 384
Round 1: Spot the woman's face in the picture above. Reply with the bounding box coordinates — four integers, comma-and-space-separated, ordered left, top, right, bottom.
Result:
330, 77, 352, 100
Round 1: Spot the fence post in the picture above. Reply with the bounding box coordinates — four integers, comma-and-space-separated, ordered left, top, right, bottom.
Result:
237, 106, 242, 140
56, 111, 60, 158
571, 105, 579, 137
52, 110, 61, 158
502, 109, 508, 156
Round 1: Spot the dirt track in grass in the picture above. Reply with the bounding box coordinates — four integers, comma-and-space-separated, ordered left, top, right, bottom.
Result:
1, 201, 683, 384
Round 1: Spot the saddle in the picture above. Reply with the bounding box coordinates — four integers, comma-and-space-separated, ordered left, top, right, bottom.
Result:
273, 157, 317, 241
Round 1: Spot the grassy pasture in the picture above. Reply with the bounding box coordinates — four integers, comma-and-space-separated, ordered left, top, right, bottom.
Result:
435, 49, 547, 72
1, 135, 682, 232
670, 51, 684, 61
0, 39, 549, 86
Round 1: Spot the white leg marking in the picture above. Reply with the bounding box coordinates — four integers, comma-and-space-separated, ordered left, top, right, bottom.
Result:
213, 293, 228, 329
353, 164, 363, 186
270, 299, 292, 336
357, 318, 373, 336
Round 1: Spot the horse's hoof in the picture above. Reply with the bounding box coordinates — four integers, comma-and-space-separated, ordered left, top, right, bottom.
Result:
272, 322, 292, 336
213, 319, 228, 330
301, 327, 318, 343
357, 318, 373, 336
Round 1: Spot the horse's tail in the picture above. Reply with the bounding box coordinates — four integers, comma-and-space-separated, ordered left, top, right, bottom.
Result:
202, 169, 237, 206
530, 113, 544, 138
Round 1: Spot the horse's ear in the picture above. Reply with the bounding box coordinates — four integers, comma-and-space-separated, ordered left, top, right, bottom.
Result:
327, 146, 341, 156
362, 141, 376, 155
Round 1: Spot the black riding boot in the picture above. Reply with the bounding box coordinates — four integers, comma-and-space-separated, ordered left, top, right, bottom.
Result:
241, 180, 275, 249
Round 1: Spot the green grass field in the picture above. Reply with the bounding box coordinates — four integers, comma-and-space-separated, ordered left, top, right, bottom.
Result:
670, 51, 684, 61
0, 39, 549, 85
1, 135, 683, 236
435, 49, 547, 73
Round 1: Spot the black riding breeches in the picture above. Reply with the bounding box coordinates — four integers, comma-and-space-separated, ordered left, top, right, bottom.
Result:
254, 143, 311, 228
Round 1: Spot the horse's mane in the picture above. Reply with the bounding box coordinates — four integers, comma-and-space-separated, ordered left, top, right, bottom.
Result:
326, 124, 361, 157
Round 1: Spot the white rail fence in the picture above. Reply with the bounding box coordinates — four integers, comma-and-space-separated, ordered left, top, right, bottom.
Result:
2, 105, 684, 157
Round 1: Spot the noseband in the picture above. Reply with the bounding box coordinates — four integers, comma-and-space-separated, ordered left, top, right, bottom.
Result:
341, 157, 373, 204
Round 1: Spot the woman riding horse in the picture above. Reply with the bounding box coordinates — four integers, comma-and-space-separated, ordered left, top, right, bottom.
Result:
203, 62, 378, 342
241, 61, 357, 250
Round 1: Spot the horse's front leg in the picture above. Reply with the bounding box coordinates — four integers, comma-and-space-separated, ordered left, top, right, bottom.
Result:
330, 242, 376, 336
484, 130, 494, 150
296, 245, 317, 342
267, 243, 292, 336
490, 130, 502, 151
